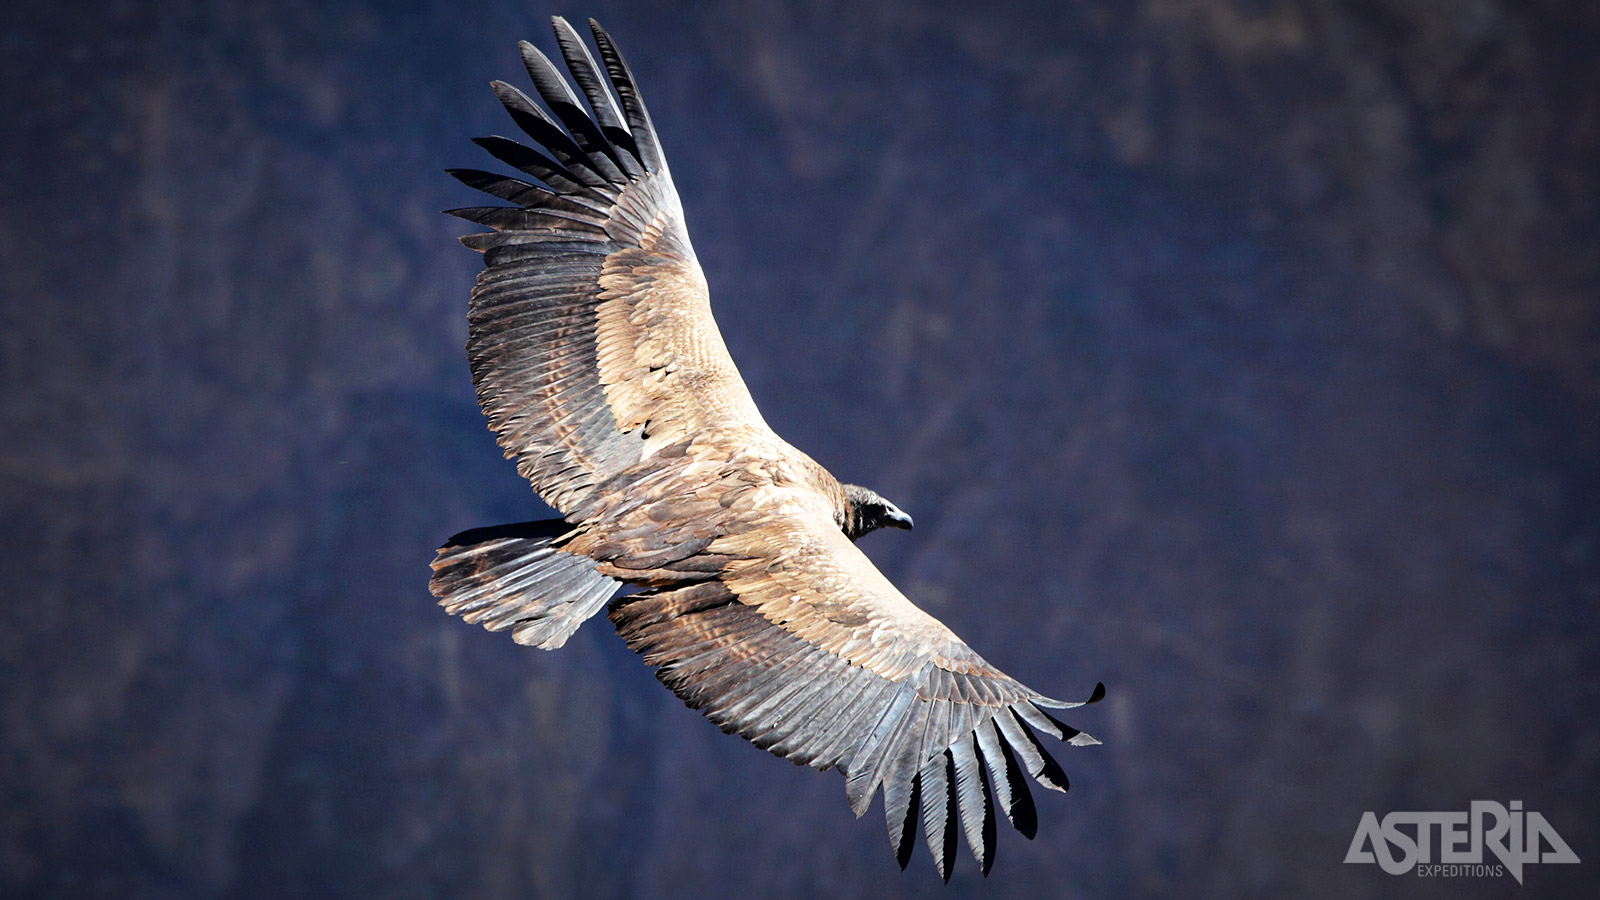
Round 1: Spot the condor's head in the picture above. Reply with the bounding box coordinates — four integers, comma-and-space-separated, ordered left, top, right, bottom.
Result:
840, 484, 915, 541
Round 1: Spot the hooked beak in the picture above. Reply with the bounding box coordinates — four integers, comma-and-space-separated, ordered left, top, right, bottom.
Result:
885, 505, 914, 531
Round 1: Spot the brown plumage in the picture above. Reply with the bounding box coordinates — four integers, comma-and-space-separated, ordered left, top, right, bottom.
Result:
431, 17, 1102, 879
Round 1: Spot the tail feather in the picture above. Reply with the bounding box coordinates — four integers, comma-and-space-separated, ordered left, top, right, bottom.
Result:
430, 520, 618, 649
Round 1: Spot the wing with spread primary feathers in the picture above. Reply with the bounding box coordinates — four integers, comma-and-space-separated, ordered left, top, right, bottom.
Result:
567, 452, 1103, 880
451, 17, 769, 516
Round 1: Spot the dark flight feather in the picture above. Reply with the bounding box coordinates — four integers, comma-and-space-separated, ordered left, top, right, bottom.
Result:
551, 17, 643, 174
517, 40, 630, 184
586, 20, 667, 174
470, 135, 617, 204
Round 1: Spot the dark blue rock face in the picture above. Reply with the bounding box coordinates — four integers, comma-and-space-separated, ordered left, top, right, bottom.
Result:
2, 1, 1596, 898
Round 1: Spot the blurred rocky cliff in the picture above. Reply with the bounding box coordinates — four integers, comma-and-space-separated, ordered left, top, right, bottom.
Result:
2, 1, 1595, 898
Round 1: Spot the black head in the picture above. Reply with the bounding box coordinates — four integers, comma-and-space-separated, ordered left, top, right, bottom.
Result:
840, 484, 914, 541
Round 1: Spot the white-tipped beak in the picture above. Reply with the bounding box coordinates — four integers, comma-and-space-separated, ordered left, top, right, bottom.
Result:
886, 506, 914, 530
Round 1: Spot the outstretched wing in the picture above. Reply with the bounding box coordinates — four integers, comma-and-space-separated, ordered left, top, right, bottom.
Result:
597, 473, 1102, 880
451, 17, 769, 516
449, 19, 1102, 879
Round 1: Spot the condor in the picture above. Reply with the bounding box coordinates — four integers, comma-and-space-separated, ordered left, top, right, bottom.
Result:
431, 17, 1101, 879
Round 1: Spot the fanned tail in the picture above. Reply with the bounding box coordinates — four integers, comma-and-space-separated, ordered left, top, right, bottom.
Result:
430, 520, 619, 649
